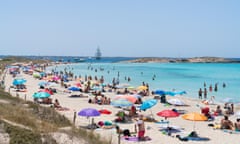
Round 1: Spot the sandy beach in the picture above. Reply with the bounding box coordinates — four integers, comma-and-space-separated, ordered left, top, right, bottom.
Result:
4, 64, 240, 144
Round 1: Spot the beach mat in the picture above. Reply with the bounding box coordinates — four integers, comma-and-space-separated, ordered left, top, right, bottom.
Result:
122, 136, 151, 142
159, 128, 182, 134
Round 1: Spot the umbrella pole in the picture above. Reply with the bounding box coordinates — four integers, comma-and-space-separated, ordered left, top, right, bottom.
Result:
150, 109, 154, 121
193, 121, 196, 131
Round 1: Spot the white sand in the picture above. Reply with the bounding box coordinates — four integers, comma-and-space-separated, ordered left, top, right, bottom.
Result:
4, 69, 240, 144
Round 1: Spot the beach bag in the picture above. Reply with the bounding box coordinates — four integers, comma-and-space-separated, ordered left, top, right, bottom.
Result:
123, 129, 131, 136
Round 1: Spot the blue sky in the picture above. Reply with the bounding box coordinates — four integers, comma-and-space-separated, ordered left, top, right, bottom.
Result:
0, 0, 239, 57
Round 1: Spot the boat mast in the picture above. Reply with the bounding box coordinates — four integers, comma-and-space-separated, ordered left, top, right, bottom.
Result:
95, 46, 102, 60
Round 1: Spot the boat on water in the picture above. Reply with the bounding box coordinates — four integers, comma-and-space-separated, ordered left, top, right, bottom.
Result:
95, 47, 102, 60
73, 58, 85, 63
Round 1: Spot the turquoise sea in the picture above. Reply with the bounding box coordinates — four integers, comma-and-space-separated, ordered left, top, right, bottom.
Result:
48, 62, 240, 103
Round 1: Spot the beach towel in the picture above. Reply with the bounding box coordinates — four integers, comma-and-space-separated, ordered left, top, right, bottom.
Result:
159, 128, 182, 134
222, 129, 240, 134
122, 136, 151, 142
176, 135, 210, 141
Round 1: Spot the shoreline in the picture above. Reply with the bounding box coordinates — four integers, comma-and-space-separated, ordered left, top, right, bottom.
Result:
3, 61, 240, 144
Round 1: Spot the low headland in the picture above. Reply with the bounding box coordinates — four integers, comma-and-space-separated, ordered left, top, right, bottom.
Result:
122, 57, 240, 63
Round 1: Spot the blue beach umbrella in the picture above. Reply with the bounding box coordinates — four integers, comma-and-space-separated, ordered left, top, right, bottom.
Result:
154, 90, 165, 95
140, 99, 157, 111
111, 99, 133, 107
33, 92, 51, 99
12, 79, 27, 86
68, 87, 81, 91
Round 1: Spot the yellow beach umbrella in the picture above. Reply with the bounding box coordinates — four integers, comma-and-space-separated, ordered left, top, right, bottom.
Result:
137, 85, 148, 91
182, 112, 207, 121
182, 112, 207, 131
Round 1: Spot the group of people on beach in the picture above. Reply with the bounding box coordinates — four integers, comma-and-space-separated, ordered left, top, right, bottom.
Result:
116, 114, 147, 141
198, 82, 226, 100
220, 115, 240, 131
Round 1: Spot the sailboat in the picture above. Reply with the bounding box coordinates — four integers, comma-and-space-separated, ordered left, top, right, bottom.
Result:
95, 46, 102, 60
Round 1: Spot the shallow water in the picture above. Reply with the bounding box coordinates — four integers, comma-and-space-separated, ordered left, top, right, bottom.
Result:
48, 62, 240, 102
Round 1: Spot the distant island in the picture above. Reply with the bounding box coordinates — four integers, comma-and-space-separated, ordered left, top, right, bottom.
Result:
122, 57, 240, 63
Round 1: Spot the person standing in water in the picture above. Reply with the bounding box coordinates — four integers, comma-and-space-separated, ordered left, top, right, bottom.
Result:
198, 88, 203, 99
204, 88, 207, 99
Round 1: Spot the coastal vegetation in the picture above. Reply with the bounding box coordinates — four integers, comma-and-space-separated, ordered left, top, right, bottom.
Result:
0, 56, 110, 144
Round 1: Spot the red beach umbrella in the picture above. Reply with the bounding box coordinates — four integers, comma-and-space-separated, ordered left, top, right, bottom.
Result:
39, 89, 53, 95
99, 109, 112, 115
157, 110, 180, 119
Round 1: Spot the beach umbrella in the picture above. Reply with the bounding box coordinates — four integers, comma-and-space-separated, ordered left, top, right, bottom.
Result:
154, 90, 165, 95
47, 82, 58, 87
132, 94, 142, 99
167, 98, 185, 106
127, 86, 135, 90
33, 92, 51, 99
140, 99, 158, 120
39, 72, 46, 77
157, 110, 180, 128
33, 72, 41, 78
137, 85, 148, 91
12, 79, 27, 86
111, 99, 133, 107
115, 95, 137, 103
78, 108, 101, 128
52, 76, 60, 81
38, 81, 48, 87
140, 99, 157, 111
68, 86, 81, 91
182, 112, 207, 121
38, 89, 53, 95
182, 112, 207, 131
78, 108, 101, 117
99, 109, 112, 115
157, 110, 180, 119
